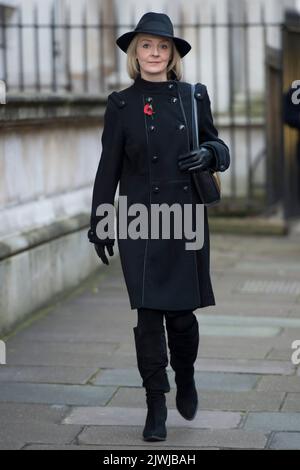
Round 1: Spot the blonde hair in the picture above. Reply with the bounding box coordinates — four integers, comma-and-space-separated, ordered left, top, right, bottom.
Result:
126, 33, 183, 81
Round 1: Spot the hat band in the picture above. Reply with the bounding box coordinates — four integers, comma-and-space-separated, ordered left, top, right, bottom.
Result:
135, 27, 173, 38
135, 18, 173, 33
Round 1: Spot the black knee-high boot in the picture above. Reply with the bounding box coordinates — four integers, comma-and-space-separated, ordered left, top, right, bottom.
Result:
133, 325, 170, 441
166, 313, 199, 420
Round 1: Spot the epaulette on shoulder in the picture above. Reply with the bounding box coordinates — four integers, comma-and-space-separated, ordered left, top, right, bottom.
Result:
194, 83, 207, 101
109, 91, 127, 108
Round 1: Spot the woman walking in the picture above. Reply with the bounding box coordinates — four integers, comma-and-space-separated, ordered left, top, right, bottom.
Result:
88, 12, 230, 441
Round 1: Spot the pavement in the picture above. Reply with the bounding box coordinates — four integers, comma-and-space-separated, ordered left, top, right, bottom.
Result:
1, 228, 300, 450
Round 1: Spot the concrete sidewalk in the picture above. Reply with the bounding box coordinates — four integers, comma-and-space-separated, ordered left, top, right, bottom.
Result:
1, 230, 300, 450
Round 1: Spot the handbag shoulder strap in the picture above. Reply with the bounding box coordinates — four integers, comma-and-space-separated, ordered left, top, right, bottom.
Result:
191, 83, 210, 148
190, 84, 199, 150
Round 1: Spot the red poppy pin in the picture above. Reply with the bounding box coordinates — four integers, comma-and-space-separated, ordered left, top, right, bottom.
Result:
144, 103, 155, 117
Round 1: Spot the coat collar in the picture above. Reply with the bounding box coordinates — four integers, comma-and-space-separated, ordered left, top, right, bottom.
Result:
133, 72, 179, 93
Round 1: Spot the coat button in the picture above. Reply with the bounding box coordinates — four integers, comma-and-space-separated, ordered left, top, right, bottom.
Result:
168, 83, 174, 89
152, 155, 159, 163
196, 92, 202, 98
152, 185, 160, 193
146, 97, 153, 102
178, 124, 185, 131
171, 97, 178, 103
149, 125, 155, 131
183, 185, 189, 192
220, 164, 225, 170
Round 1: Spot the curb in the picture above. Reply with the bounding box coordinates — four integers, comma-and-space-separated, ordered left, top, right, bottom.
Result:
208, 216, 289, 236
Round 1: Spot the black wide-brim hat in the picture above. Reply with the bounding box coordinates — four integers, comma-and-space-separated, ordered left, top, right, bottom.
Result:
116, 12, 192, 58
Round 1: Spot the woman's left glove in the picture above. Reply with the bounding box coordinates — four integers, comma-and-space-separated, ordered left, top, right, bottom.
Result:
178, 146, 216, 173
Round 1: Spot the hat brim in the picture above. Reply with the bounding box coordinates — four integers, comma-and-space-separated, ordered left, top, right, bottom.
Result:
116, 30, 191, 58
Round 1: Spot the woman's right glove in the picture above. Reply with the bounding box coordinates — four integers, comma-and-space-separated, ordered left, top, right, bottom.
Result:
87, 228, 115, 265
94, 242, 114, 265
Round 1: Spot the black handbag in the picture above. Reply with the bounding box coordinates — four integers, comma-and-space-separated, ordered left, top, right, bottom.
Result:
190, 84, 221, 207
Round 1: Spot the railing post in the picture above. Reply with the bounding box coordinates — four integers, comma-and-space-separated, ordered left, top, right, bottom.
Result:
0, 6, 8, 91
265, 45, 283, 213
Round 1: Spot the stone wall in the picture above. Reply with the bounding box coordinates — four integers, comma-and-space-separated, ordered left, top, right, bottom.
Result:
0, 94, 120, 335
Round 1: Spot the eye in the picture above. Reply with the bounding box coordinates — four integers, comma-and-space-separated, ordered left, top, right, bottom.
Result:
142, 44, 149, 48
161, 44, 168, 49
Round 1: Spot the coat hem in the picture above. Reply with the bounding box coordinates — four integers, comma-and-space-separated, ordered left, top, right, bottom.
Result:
129, 299, 216, 311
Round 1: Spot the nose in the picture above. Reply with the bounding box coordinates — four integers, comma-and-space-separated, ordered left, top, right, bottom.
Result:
151, 46, 160, 55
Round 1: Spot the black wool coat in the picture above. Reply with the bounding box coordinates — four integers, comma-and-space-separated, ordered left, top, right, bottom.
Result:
89, 73, 230, 311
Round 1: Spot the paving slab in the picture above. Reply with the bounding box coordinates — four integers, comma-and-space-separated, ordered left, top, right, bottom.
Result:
63, 406, 242, 429
194, 358, 295, 375
257, 376, 300, 393
23, 444, 220, 450
0, 441, 25, 450
0, 422, 82, 446
281, 394, 300, 412
201, 335, 298, 352
93, 368, 259, 391
77, 426, 268, 449
7, 339, 118, 354
207, 302, 294, 318
108, 387, 284, 412
0, 382, 117, 406
244, 412, 300, 432
268, 432, 300, 449
10, 327, 135, 345
5, 340, 130, 367
197, 314, 300, 328
197, 324, 281, 337
116, 342, 273, 360
3, 351, 138, 368
198, 346, 272, 360
232, 260, 300, 276
266, 349, 295, 361
0, 366, 98, 384
0, 403, 69, 423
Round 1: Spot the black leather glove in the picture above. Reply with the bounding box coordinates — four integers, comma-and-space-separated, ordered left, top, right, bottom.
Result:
87, 228, 115, 265
178, 146, 216, 173
94, 242, 114, 265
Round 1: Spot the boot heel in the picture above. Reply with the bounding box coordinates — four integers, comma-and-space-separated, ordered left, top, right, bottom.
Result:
133, 326, 170, 441
143, 390, 167, 441
166, 315, 199, 420
176, 374, 198, 420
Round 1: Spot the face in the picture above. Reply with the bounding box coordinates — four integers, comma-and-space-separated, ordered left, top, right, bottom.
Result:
136, 34, 172, 80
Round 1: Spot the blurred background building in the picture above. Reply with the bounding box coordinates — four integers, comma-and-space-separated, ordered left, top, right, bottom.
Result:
0, 0, 300, 333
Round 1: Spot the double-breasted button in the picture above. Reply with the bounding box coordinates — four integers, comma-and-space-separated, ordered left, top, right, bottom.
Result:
171, 97, 178, 103
152, 155, 159, 163
183, 185, 189, 192
149, 125, 155, 131
178, 124, 185, 131
168, 83, 174, 89
152, 185, 160, 193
